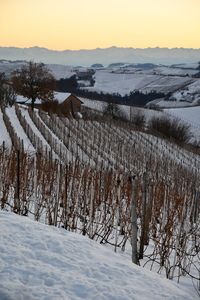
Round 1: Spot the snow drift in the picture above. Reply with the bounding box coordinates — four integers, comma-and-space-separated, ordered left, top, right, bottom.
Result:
0, 211, 195, 300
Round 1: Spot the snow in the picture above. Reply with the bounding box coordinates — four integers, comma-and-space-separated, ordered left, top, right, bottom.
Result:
81, 97, 105, 111
171, 63, 199, 69
1, 59, 199, 105
166, 79, 200, 105
16, 92, 72, 105
35, 111, 76, 162
16, 95, 42, 104
0, 210, 196, 300
5, 107, 35, 151
54, 92, 71, 104
186, 79, 200, 94
81, 97, 200, 143
165, 106, 200, 128
154, 66, 197, 76
0, 61, 75, 79
19, 106, 54, 151
81, 97, 164, 121
84, 69, 194, 96
0, 108, 12, 147
85, 70, 159, 96
165, 106, 200, 142
1, 47, 200, 66
155, 100, 194, 108
47, 64, 75, 80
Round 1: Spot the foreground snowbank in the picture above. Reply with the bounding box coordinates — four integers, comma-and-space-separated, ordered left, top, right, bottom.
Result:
0, 211, 195, 300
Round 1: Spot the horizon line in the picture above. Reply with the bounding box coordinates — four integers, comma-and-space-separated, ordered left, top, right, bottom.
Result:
1, 45, 200, 52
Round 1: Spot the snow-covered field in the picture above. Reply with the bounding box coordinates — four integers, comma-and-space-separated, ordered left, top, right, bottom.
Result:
0, 211, 196, 300
47, 64, 75, 80
165, 106, 200, 142
81, 66, 199, 106
154, 100, 195, 108
1, 60, 200, 107
153, 66, 197, 76
85, 70, 194, 96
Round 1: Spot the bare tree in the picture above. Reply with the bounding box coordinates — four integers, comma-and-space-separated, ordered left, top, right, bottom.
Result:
103, 100, 125, 120
0, 72, 16, 107
11, 61, 55, 110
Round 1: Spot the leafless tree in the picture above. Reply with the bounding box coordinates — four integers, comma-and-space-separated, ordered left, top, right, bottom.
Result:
11, 61, 55, 110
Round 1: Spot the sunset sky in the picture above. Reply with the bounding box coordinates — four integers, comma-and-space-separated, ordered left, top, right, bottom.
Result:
0, 0, 200, 50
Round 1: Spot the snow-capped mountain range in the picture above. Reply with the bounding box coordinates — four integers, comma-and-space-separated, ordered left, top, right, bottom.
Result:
0, 46, 200, 66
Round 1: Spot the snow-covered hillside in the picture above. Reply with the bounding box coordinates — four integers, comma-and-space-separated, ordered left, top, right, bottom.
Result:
82, 67, 200, 105
1, 102, 200, 168
153, 66, 198, 76
165, 106, 200, 142
1, 60, 200, 106
0, 211, 196, 300
85, 69, 194, 95
165, 106, 200, 128
0, 60, 75, 80
81, 97, 200, 143
0, 102, 199, 297
81, 97, 164, 120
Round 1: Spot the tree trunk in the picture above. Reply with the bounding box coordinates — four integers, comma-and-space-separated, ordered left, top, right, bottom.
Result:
31, 98, 35, 111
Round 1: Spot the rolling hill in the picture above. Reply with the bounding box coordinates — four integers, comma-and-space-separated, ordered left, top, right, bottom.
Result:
0, 102, 199, 298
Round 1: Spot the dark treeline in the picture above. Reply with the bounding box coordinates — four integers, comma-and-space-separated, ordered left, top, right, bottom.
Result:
76, 89, 165, 107
55, 75, 78, 93
55, 76, 165, 107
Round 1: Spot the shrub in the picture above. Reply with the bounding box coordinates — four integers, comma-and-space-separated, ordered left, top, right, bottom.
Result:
103, 102, 125, 120
148, 116, 192, 144
147, 103, 162, 111
131, 111, 146, 128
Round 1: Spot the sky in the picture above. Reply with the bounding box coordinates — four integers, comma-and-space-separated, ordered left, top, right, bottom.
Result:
0, 0, 200, 50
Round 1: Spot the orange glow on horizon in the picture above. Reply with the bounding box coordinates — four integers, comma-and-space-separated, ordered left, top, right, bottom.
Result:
0, 0, 200, 50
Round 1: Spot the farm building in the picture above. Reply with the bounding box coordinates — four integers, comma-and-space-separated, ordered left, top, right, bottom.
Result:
16, 92, 83, 117
54, 92, 83, 117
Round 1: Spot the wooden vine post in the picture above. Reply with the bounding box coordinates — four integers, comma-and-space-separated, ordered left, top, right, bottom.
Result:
130, 175, 139, 265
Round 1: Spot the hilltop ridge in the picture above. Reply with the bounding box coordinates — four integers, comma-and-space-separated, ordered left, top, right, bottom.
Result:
0, 46, 200, 66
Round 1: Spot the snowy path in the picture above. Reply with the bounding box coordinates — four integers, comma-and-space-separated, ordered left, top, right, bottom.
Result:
6, 107, 35, 151
0, 108, 12, 147
0, 211, 196, 300
19, 106, 53, 151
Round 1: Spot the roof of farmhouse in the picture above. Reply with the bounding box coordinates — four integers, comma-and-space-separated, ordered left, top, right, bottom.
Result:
16, 92, 74, 104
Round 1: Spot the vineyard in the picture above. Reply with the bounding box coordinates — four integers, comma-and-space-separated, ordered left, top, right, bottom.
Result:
0, 103, 199, 293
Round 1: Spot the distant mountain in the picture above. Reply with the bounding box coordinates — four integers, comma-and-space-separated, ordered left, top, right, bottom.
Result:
0, 46, 200, 66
